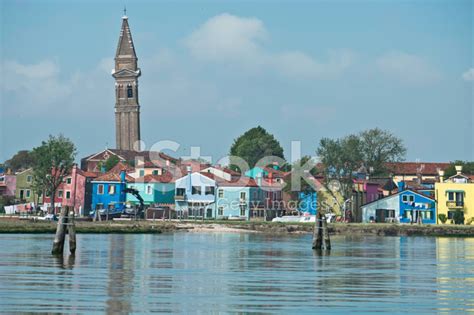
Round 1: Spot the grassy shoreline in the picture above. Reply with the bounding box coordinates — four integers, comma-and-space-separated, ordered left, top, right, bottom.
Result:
0, 218, 474, 236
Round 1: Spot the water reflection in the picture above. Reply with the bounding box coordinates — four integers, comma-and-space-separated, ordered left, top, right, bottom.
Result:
0, 233, 473, 313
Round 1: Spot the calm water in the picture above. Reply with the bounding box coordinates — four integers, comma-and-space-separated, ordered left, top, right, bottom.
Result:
0, 233, 473, 314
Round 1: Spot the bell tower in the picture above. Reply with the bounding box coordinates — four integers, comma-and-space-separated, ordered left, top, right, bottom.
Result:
112, 13, 141, 151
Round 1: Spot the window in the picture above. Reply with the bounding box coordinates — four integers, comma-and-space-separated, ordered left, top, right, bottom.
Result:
108, 185, 115, 195
58, 190, 63, 198
218, 189, 224, 198
26, 175, 32, 183
146, 185, 153, 195
98, 184, 104, 195
240, 192, 246, 200
127, 84, 133, 98
253, 191, 257, 199
96, 203, 103, 210
66, 178, 72, 184
176, 188, 185, 196
192, 186, 201, 195
447, 192, 454, 201
240, 206, 246, 216
66, 191, 71, 199
402, 195, 414, 203
218, 207, 224, 216
152, 170, 159, 175
448, 211, 455, 220
139, 170, 145, 177
26, 190, 31, 198
205, 186, 215, 195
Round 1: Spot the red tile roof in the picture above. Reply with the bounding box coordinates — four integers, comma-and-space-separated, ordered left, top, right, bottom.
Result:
94, 172, 134, 182
134, 173, 175, 184
216, 177, 259, 187
385, 162, 450, 175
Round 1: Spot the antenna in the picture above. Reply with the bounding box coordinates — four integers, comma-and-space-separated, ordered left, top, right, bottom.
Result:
123, 6, 127, 16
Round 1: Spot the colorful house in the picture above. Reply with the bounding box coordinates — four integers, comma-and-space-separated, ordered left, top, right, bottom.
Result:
0, 172, 16, 198
91, 163, 133, 212
435, 167, 474, 224
127, 173, 175, 207
15, 168, 41, 203
298, 192, 317, 215
60, 165, 98, 216
174, 169, 216, 219
361, 188, 436, 224
215, 177, 263, 220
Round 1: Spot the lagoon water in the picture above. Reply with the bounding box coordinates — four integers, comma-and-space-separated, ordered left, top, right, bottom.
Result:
0, 233, 473, 314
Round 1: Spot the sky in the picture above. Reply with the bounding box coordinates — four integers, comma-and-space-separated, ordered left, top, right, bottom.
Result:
1, 0, 473, 164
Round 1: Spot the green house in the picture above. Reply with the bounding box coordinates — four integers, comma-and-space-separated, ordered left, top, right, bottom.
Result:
15, 169, 42, 204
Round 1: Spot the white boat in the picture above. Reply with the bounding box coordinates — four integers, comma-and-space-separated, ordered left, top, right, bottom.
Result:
272, 213, 335, 223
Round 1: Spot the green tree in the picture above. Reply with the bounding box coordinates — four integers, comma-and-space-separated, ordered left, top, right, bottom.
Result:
4, 150, 34, 172
31, 135, 77, 214
283, 156, 319, 200
229, 126, 284, 171
317, 134, 363, 203
104, 155, 120, 171
359, 128, 406, 175
444, 161, 474, 178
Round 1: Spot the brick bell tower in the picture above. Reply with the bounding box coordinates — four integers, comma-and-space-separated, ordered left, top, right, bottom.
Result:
112, 12, 141, 151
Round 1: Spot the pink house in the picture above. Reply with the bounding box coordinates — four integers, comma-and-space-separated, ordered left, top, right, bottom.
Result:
43, 165, 98, 216
0, 173, 16, 197
62, 165, 98, 216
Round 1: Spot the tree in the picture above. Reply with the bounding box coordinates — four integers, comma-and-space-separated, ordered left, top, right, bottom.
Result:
317, 135, 363, 209
444, 161, 474, 178
359, 128, 406, 175
31, 135, 77, 214
4, 150, 34, 172
104, 155, 120, 171
229, 126, 284, 171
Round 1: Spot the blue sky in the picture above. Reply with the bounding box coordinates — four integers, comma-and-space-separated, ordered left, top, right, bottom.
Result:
1, 0, 473, 163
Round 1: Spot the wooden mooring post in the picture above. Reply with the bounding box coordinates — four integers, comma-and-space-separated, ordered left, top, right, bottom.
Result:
312, 212, 331, 251
51, 207, 77, 255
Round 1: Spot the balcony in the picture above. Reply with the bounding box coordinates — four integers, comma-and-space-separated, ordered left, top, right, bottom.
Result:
175, 195, 186, 201
446, 201, 464, 209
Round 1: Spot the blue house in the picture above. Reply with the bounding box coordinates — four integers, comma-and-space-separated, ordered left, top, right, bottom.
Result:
361, 188, 436, 224
299, 192, 317, 215
91, 170, 131, 215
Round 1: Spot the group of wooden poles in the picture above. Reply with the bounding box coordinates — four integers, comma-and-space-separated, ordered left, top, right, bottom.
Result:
312, 211, 331, 251
51, 207, 77, 255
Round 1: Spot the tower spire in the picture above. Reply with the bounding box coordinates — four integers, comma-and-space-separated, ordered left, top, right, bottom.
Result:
112, 14, 141, 151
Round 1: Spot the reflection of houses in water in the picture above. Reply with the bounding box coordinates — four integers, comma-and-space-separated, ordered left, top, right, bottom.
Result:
106, 235, 134, 314
436, 237, 474, 307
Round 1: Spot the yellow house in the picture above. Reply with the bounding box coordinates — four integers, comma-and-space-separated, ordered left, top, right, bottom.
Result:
435, 166, 474, 224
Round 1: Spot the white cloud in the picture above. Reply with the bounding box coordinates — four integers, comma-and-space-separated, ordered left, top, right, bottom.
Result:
462, 68, 474, 81
0, 59, 112, 117
184, 13, 354, 79
184, 13, 267, 62
376, 51, 440, 84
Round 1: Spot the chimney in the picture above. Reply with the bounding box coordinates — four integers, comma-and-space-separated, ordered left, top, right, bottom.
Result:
166, 159, 170, 167
398, 181, 405, 192
256, 173, 262, 187
438, 170, 444, 183
120, 170, 126, 183
455, 165, 463, 175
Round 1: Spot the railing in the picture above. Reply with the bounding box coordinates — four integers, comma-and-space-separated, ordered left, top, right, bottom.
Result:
446, 201, 464, 209
175, 195, 185, 201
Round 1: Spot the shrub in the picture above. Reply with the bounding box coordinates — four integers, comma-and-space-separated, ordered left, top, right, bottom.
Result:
466, 217, 474, 225
453, 210, 465, 225
438, 213, 447, 224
